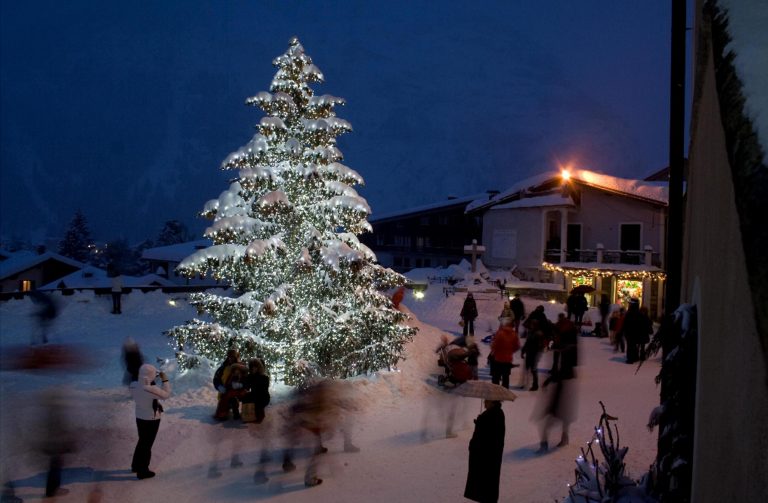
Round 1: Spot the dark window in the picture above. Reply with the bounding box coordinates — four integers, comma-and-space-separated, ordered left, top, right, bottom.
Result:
415, 258, 422, 268
620, 224, 641, 251
403, 257, 411, 268
393, 257, 403, 267
566, 223, 581, 261
424, 258, 431, 267
420, 216, 430, 226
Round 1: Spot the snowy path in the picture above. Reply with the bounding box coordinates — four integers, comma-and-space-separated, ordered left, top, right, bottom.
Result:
0, 291, 660, 502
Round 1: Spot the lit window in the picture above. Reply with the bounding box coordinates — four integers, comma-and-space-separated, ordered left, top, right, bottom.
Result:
21, 280, 32, 292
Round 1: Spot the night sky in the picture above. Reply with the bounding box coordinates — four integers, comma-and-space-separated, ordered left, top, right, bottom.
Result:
0, 1, 680, 244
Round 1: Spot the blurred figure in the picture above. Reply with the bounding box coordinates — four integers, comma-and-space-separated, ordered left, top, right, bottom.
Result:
391, 286, 405, 310
498, 301, 512, 324
534, 325, 578, 453
464, 400, 505, 503
460, 292, 478, 337
550, 314, 577, 376
121, 337, 144, 385
130, 364, 171, 479
520, 319, 544, 391
242, 358, 272, 483
213, 349, 243, 420
466, 339, 480, 381
509, 293, 525, 332
489, 318, 520, 389
623, 300, 653, 364
28, 290, 57, 345
598, 294, 611, 338
281, 378, 360, 487
613, 307, 627, 353
39, 388, 77, 498
111, 274, 123, 314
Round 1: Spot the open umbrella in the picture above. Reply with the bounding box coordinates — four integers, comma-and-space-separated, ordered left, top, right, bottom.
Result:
571, 284, 595, 294
450, 381, 517, 401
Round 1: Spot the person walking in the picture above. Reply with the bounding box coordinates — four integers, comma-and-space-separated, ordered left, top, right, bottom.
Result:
464, 400, 505, 503
598, 294, 611, 338
535, 322, 578, 453
622, 300, 653, 363
520, 319, 544, 391
509, 294, 525, 332
460, 292, 478, 337
130, 363, 171, 479
489, 319, 520, 389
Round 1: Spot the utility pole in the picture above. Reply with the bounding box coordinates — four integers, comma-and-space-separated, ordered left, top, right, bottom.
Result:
665, 0, 686, 315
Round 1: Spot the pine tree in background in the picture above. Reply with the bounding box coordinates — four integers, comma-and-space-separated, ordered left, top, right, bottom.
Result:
168, 38, 416, 385
58, 209, 94, 263
155, 219, 191, 247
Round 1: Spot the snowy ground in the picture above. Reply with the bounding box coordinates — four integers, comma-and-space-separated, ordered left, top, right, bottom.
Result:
0, 284, 661, 502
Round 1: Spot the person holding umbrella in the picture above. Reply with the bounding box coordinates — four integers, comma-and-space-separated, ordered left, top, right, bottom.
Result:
452, 382, 515, 503
464, 399, 505, 502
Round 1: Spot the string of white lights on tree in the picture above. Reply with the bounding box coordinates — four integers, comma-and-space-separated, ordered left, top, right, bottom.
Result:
167, 38, 416, 386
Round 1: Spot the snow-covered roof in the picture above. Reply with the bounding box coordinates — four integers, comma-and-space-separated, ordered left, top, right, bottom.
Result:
490, 193, 575, 210
370, 193, 490, 222
720, 0, 768, 150
0, 251, 84, 280
141, 240, 213, 262
466, 169, 668, 213
39, 267, 176, 290
506, 280, 565, 292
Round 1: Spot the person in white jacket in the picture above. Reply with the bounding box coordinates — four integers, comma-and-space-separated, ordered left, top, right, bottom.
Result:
130, 363, 171, 479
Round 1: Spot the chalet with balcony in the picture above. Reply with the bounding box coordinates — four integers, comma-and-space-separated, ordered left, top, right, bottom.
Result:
467, 169, 668, 316
360, 194, 488, 273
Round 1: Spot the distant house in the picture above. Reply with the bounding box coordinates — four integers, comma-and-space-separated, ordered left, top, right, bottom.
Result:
141, 239, 222, 286
37, 265, 174, 291
360, 194, 489, 273
467, 169, 668, 316
678, 1, 768, 501
0, 251, 84, 294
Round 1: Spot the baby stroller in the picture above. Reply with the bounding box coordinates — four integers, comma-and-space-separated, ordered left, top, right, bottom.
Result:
437, 343, 472, 387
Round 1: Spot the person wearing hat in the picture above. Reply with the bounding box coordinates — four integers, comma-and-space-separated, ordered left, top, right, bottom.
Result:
130, 363, 171, 479
460, 292, 478, 337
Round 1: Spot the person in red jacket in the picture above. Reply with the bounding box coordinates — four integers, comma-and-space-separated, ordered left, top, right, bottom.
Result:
489, 319, 520, 389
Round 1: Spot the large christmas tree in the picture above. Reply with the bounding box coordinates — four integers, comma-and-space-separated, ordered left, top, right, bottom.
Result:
168, 38, 415, 385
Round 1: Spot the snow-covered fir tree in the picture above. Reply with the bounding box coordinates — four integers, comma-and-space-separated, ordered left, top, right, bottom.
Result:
58, 209, 94, 263
168, 38, 416, 385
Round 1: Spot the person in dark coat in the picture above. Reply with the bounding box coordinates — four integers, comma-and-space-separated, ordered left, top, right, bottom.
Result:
535, 324, 578, 452
509, 294, 525, 332
550, 313, 577, 375
460, 292, 478, 336
598, 294, 611, 338
520, 319, 544, 391
622, 301, 653, 363
464, 400, 505, 503
572, 292, 588, 325
242, 358, 270, 423
29, 290, 58, 345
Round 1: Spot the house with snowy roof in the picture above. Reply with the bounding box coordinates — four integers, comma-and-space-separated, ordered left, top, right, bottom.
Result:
467, 168, 668, 317
0, 250, 84, 296
674, 1, 768, 500
360, 193, 488, 273
141, 239, 223, 286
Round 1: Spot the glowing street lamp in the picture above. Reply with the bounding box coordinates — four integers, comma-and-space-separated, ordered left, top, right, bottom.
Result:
561, 169, 571, 181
